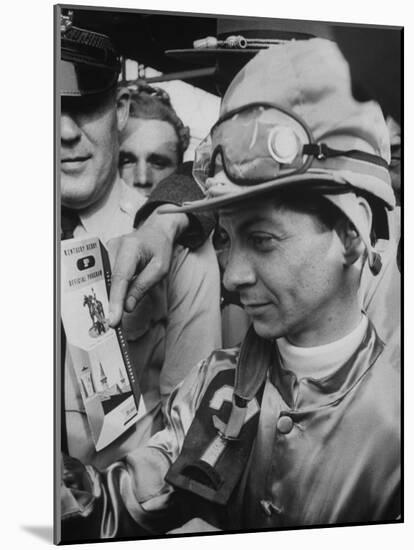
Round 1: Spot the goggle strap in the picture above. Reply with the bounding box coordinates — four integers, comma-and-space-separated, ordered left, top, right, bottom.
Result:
303, 143, 389, 169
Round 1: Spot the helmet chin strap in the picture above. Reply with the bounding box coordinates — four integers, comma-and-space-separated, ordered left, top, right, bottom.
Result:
165, 326, 275, 506
212, 325, 274, 440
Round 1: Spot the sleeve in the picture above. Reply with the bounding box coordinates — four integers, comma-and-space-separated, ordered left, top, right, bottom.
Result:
61, 357, 215, 540
159, 240, 222, 408
133, 163, 216, 250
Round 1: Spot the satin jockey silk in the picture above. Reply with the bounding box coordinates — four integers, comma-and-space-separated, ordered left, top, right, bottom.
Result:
165, 326, 273, 507
61, 318, 399, 539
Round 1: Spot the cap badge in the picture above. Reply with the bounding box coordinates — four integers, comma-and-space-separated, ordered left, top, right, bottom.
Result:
60, 10, 74, 35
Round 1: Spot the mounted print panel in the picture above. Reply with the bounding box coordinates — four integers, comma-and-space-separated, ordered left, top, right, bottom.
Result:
55, 3, 402, 545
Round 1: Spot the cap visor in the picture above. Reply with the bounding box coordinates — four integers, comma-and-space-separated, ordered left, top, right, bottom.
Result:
159, 171, 350, 214
60, 59, 118, 96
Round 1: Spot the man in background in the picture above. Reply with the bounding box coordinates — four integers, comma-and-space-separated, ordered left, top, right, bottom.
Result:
119, 84, 190, 197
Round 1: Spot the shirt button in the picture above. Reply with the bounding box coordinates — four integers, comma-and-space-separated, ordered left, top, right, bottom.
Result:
277, 415, 294, 434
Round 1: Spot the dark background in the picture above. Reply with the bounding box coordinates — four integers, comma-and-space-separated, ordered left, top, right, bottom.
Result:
66, 6, 402, 122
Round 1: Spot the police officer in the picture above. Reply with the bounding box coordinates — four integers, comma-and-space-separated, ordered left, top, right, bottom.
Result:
59, 11, 221, 475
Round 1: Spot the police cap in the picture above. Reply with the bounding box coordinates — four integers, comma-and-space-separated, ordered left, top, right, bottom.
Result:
60, 11, 120, 96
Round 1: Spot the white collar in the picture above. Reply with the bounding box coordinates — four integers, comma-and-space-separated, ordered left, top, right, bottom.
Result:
277, 314, 369, 381
78, 176, 145, 239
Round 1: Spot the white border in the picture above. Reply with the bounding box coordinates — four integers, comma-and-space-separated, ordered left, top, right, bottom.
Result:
1, 1, 410, 549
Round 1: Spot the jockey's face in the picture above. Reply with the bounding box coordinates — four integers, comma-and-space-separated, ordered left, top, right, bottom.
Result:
218, 195, 353, 347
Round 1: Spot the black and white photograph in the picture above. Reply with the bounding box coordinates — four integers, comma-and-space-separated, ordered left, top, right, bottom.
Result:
55, 2, 402, 546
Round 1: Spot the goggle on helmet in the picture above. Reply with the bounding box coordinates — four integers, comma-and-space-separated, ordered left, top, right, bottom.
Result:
193, 102, 390, 197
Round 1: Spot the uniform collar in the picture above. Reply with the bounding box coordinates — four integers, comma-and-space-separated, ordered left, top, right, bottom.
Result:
277, 314, 368, 381
78, 175, 145, 237
79, 175, 122, 237
270, 320, 384, 411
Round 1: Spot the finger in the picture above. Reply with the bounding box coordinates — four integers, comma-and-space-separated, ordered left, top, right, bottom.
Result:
124, 259, 167, 312
125, 295, 138, 313
109, 273, 130, 327
108, 236, 145, 326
